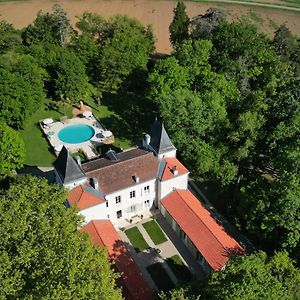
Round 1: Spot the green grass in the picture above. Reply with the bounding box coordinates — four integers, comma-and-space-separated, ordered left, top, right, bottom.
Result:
20, 92, 150, 166
142, 220, 168, 245
166, 255, 192, 283
146, 263, 175, 292
20, 101, 73, 167
124, 227, 149, 252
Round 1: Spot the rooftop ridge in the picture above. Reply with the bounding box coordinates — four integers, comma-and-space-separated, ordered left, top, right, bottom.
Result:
82, 149, 151, 173
178, 190, 242, 251
174, 189, 227, 256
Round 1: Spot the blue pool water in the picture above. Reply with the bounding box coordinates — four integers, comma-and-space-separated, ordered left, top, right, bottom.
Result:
58, 124, 95, 144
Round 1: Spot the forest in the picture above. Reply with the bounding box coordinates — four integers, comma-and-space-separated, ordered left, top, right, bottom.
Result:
0, 2, 299, 299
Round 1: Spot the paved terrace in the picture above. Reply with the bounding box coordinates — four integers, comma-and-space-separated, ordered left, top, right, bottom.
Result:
40, 116, 113, 159
118, 214, 205, 291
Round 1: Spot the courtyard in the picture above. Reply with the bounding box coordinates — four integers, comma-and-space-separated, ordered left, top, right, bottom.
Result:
118, 213, 205, 292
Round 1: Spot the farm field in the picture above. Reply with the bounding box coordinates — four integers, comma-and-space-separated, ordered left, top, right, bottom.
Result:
0, 0, 299, 53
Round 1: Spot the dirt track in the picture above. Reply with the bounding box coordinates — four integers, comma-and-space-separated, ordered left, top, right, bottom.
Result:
0, 0, 299, 53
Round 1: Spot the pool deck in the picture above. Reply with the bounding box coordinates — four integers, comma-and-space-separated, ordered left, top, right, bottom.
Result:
40, 116, 114, 159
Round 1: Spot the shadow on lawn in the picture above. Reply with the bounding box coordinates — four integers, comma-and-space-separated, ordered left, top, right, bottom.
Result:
17, 165, 55, 183
101, 90, 157, 145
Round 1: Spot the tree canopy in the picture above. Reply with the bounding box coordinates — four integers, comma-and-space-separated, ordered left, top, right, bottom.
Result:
0, 54, 45, 128
0, 175, 122, 299
169, 1, 190, 47
0, 122, 25, 176
201, 251, 300, 300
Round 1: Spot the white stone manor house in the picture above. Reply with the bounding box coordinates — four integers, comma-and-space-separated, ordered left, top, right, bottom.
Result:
53, 119, 244, 276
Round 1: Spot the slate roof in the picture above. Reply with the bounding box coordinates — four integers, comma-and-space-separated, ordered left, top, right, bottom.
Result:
161, 190, 245, 271
68, 185, 105, 210
82, 220, 153, 300
148, 119, 176, 155
53, 146, 86, 184
81, 149, 159, 195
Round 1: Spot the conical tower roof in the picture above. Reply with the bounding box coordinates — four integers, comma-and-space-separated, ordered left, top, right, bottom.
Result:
53, 146, 86, 185
149, 119, 176, 155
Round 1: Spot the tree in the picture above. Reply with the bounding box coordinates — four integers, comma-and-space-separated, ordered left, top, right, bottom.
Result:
0, 54, 45, 128
190, 8, 226, 40
51, 48, 95, 102
97, 15, 154, 93
159, 287, 201, 300
273, 24, 298, 61
0, 175, 122, 299
0, 21, 22, 54
169, 1, 190, 46
22, 5, 73, 46
0, 122, 25, 176
237, 174, 300, 254
202, 251, 300, 300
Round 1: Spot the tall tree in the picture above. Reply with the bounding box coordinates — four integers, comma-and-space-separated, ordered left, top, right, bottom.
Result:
237, 173, 300, 254
0, 54, 45, 128
0, 21, 22, 54
0, 175, 122, 300
22, 5, 73, 46
0, 122, 25, 176
202, 251, 300, 300
97, 15, 154, 93
169, 1, 190, 47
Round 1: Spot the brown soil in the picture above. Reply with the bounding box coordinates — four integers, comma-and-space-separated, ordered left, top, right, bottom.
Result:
0, 0, 299, 53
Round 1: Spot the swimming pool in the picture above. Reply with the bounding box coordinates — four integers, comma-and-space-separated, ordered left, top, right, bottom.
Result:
58, 124, 95, 144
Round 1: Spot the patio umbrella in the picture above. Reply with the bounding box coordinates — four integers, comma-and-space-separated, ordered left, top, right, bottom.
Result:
54, 144, 64, 152
43, 118, 53, 125
83, 111, 92, 117
102, 130, 112, 138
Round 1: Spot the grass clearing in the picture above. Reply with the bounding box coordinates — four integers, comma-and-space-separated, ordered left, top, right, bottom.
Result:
20, 92, 147, 167
166, 255, 193, 283
146, 263, 175, 291
142, 220, 167, 245
125, 226, 149, 252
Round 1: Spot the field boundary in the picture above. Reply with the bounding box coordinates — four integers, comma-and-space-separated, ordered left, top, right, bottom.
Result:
190, 0, 300, 11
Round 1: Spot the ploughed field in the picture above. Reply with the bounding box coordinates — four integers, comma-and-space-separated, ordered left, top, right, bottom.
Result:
0, 0, 299, 53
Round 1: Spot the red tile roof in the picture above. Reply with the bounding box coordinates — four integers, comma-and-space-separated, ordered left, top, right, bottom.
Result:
161, 158, 189, 181
82, 221, 153, 300
161, 190, 244, 271
68, 185, 105, 210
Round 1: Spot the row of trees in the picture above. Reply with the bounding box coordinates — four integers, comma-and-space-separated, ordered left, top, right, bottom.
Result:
152, 2, 300, 299
0, 5, 155, 130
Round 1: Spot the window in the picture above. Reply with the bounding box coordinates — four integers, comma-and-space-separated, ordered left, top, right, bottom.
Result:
107, 214, 110, 219
116, 210, 122, 219
115, 195, 121, 204
144, 200, 150, 207
130, 190, 136, 198
106, 201, 109, 207
130, 205, 136, 213
144, 185, 150, 193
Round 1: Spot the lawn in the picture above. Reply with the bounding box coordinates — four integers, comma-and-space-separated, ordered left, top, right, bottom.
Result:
166, 255, 192, 283
20, 101, 73, 167
147, 263, 175, 292
20, 94, 141, 167
124, 227, 149, 252
142, 219, 167, 245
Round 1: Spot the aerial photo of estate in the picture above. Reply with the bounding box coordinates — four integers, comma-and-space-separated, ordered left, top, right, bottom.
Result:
0, 0, 299, 299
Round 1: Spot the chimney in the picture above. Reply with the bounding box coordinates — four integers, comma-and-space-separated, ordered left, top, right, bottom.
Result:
75, 155, 81, 166
172, 166, 178, 176
133, 175, 140, 183
142, 134, 151, 148
91, 177, 99, 190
